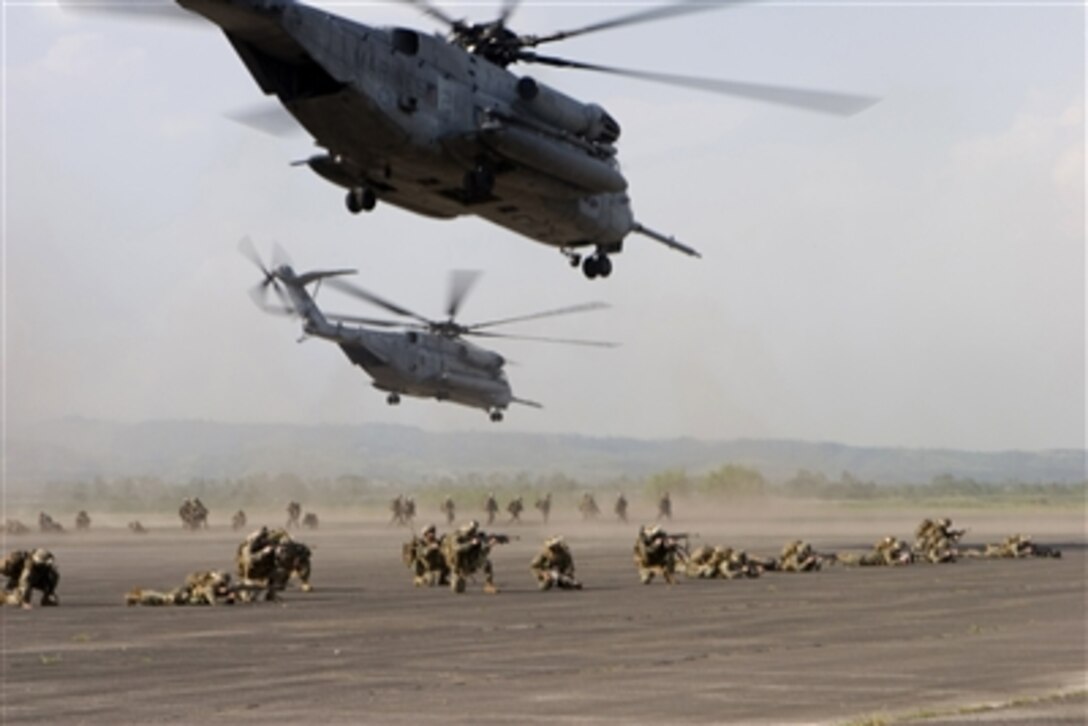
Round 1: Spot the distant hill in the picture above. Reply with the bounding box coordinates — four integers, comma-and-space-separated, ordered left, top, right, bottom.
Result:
4, 418, 1084, 489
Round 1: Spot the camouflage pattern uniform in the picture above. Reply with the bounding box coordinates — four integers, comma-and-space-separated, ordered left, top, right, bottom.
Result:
75, 511, 91, 531
236, 528, 314, 598
403, 497, 417, 525
684, 545, 726, 579
614, 493, 628, 522
403, 524, 450, 587
443, 520, 505, 594
530, 536, 582, 591
657, 492, 672, 521
983, 534, 1061, 559
778, 540, 824, 572
390, 495, 406, 525
286, 501, 302, 529
534, 493, 552, 524
913, 517, 964, 563
633, 524, 680, 585
192, 499, 209, 529
126, 570, 263, 606
232, 509, 248, 531
721, 549, 763, 579
839, 536, 914, 566
440, 497, 456, 525
302, 512, 319, 529
483, 493, 499, 526
2, 549, 59, 607
507, 496, 524, 523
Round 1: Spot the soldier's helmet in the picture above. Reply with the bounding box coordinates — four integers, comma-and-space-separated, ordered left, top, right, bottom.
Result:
421, 523, 437, 537
545, 536, 564, 549
646, 524, 662, 537
460, 520, 480, 536
938, 517, 951, 527
30, 548, 53, 566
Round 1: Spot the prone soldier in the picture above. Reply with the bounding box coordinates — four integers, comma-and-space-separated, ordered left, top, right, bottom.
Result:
777, 540, 826, 572
530, 536, 582, 591
982, 534, 1061, 559
839, 536, 914, 567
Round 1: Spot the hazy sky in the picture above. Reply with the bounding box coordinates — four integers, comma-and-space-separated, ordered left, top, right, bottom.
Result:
3, 0, 1085, 450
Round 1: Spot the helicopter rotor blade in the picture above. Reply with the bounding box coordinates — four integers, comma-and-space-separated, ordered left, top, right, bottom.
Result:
238, 236, 271, 277
446, 270, 482, 320
225, 103, 301, 138
58, 0, 201, 25
323, 313, 419, 329
517, 53, 878, 116
467, 330, 619, 348
325, 277, 435, 327
398, 0, 462, 30
521, 0, 745, 48
466, 301, 609, 331
497, 0, 522, 26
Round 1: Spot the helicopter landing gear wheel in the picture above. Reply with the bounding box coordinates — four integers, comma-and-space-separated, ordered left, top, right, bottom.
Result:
489, 409, 504, 423
582, 253, 612, 280
560, 248, 582, 268
346, 187, 376, 214
386, 392, 401, 406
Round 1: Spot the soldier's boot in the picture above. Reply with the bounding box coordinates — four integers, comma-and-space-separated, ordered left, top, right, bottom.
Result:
41, 592, 59, 606
663, 569, 676, 585
300, 582, 313, 592
125, 588, 142, 606
538, 574, 554, 591
483, 582, 499, 594
639, 568, 654, 585
451, 575, 466, 594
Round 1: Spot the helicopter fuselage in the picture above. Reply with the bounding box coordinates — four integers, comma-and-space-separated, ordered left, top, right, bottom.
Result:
181, 0, 636, 253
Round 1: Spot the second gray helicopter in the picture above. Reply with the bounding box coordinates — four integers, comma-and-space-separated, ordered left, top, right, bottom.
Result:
242, 239, 614, 421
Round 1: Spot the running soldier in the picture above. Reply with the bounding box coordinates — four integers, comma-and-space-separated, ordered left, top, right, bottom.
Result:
442, 520, 510, 594
75, 511, 91, 531
530, 536, 582, 591
633, 524, 682, 585
286, 501, 302, 529
440, 497, 456, 525
507, 496, 524, 523
614, 493, 628, 522
656, 492, 672, 521
483, 493, 499, 525
578, 493, 600, 520
403, 497, 417, 525
390, 495, 406, 525
232, 509, 248, 531
38, 512, 64, 533
403, 523, 450, 587
2, 549, 59, 608
534, 493, 552, 524
191, 498, 209, 529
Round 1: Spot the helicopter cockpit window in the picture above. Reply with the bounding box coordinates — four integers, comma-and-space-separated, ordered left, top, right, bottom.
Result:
392, 29, 420, 56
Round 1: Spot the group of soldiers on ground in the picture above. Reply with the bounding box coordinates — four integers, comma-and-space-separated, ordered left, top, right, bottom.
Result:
390, 495, 418, 525
631, 516, 1062, 586
393, 491, 672, 529
126, 525, 314, 606
402, 521, 516, 593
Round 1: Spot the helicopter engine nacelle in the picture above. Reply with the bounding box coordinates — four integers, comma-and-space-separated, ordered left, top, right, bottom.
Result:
515, 77, 621, 144
459, 344, 505, 372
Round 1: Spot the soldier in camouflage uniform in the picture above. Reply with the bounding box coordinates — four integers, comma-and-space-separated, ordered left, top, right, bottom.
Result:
656, 492, 672, 521
840, 536, 914, 566
440, 497, 456, 525
578, 493, 600, 520
191, 498, 209, 529
530, 536, 582, 591
2, 549, 59, 608
75, 511, 91, 531
684, 544, 726, 579
534, 493, 552, 524
403, 524, 450, 587
302, 512, 319, 529
483, 493, 499, 525
777, 540, 824, 572
38, 512, 64, 533
914, 517, 965, 563
3, 520, 30, 535
614, 493, 628, 522
236, 527, 314, 596
126, 570, 263, 606
982, 534, 1061, 559
286, 501, 302, 529
633, 524, 681, 585
390, 495, 406, 525
443, 520, 508, 594
403, 497, 417, 525
232, 509, 248, 531
507, 496, 524, 523
128, 520, 148, 534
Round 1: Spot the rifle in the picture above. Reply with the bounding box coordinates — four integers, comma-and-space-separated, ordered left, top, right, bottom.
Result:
484, 532, 519, 545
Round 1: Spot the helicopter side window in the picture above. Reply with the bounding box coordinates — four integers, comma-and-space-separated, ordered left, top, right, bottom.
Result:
407, 331, 419, 344
392, 29, 419, 56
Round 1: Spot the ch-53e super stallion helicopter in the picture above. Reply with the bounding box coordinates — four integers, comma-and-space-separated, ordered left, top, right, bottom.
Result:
87, 0, 877, 279
241, 239, 614, 420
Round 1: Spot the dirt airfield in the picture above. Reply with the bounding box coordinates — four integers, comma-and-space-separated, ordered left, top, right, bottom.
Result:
2, 501, 1085, 725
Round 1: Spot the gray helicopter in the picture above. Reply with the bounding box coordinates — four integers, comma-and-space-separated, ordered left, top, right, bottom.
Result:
88, 0, 877, 279
241, 240, 614, 420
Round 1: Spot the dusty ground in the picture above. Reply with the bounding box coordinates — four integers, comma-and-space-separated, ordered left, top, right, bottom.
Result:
1, 502, 1085, 725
